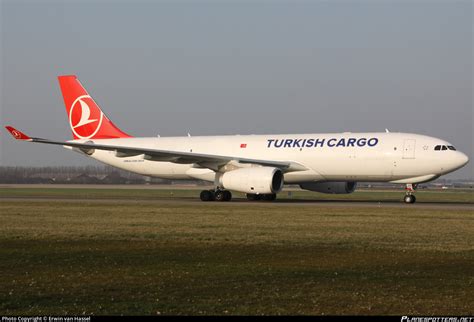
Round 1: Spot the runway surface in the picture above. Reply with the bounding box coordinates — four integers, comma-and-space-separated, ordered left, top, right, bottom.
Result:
1, 195, 471, 210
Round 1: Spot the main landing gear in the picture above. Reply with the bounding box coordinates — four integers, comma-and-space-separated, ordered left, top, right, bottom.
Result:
199, 190, 278, 202
200, 189, 232, 202
404, 184, 417, 204
246, 193, 277, 201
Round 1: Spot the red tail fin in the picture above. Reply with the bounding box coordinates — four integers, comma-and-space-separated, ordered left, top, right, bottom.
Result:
58, 75, 132, 140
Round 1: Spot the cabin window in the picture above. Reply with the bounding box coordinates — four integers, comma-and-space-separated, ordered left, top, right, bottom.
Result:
434, 145, 441, 151
448, 146, 456, 151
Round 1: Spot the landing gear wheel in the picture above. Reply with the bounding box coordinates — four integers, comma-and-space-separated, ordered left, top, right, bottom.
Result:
223, 190, 232, 201
246, 193, 261, 201
404, 195, 416, 204
262, 193, 277, 201
200, 190, 215, 202
214, 190, 232, 202
403, 184, 417, 204
215, 190, 227, 202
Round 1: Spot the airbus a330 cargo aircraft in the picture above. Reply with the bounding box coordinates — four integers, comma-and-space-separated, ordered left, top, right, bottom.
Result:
6, 75, 469, 203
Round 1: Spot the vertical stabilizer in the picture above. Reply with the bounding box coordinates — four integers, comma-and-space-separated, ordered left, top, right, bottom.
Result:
58, 75, 132, 140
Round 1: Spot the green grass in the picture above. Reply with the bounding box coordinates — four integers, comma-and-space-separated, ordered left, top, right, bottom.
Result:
0, 187, 473, 315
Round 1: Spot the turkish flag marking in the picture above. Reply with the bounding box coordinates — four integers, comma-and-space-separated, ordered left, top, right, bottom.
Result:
240, 143, 247, 148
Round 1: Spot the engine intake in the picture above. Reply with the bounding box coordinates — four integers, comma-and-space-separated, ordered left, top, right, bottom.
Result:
300, 181, 357, 194
219, 167, 284, 194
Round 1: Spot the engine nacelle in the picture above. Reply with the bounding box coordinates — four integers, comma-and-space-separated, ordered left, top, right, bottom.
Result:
300, 181, 357, 194
219, 167, 284, 194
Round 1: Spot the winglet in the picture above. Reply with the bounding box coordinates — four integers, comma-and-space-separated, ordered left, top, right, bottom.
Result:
5, 126, 32, 141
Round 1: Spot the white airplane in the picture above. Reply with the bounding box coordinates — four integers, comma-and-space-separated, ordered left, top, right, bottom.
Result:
5, 75, 469, 203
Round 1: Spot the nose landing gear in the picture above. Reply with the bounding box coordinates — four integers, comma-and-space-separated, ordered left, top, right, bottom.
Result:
404, 184, 417, 204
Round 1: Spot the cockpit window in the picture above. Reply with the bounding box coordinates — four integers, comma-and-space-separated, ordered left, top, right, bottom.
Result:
434, 145, 454, 151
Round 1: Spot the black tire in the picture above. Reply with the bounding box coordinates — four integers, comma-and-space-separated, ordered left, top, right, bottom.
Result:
404, 195, 415, 204
223, 190, 232, 201
262, 193, 277, 201
215, 190, 226, 202
246, 193, 261, 201
200, 190, 214, 202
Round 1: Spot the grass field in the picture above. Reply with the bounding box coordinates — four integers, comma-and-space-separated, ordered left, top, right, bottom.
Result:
0, 186, 473, 315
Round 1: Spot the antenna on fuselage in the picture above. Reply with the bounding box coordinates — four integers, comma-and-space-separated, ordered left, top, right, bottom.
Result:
188, 133, 191, 137
385, 129, 390, 133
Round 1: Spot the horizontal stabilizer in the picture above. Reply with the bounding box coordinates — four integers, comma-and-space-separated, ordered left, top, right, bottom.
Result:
5, 126, 32, 141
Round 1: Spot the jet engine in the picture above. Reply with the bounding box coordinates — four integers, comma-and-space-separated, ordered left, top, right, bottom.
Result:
219, 167, 284, 194
300, 181, 357, 194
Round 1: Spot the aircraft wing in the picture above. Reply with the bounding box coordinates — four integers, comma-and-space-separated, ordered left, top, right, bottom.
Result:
5, 126, 308, 172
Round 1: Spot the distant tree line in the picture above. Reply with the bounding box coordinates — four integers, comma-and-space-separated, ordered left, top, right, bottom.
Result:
0, 165, 175, 184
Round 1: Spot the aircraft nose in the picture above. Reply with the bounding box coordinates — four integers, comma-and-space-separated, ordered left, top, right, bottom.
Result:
456, 151, 469, 168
